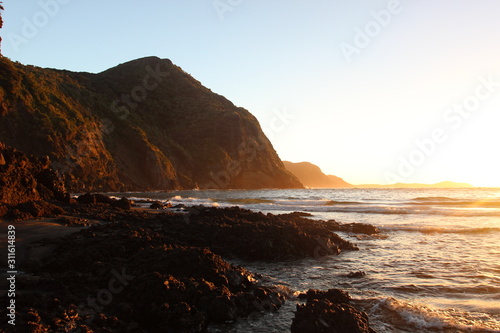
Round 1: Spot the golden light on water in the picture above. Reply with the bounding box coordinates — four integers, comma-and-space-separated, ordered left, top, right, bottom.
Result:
467, 199, 500, 209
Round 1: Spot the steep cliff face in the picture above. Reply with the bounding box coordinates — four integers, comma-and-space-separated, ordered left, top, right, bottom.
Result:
283, 161, 353, 188
0, 56, 302, 191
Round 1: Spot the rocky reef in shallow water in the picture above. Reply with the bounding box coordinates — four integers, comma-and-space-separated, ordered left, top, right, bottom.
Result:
292, 289, 376, 333
0, 193, 378, 332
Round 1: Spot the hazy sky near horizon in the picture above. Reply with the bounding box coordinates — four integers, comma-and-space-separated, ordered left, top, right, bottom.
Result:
2, 0, 500, 187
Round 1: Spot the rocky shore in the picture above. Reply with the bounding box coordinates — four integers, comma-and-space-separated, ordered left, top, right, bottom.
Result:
0, 143, 378, 332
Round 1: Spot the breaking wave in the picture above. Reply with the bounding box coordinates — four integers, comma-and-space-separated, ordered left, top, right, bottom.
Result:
411, 196, 500, 208
382, 226, 500, 235
363, 297, 500, 333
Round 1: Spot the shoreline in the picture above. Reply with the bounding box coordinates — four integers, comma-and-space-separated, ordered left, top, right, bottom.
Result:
0, 219, 88, 273
0, 195, 379, 332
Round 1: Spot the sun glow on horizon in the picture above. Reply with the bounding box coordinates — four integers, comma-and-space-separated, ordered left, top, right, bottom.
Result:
3, 1, 500, 188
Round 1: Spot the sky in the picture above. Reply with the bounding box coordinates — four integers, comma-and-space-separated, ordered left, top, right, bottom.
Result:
2, 0, 500, 187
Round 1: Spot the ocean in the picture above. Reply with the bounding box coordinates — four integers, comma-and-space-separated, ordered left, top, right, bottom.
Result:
112, 188, 500, 332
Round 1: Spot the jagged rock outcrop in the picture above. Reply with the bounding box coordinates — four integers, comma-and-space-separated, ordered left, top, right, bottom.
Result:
0, 141, 66, 205
4, 212, 287, 332
0, 141, 69, 219
292, 289, 376, 333
0, 56, 302, 191
283, 161, 353, 188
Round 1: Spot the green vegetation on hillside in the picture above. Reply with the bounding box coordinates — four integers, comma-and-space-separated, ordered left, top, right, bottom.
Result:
0, 56, 302, 191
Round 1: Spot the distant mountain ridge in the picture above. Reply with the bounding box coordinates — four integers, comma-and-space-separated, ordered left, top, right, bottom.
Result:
0, 56, 302, 191
283, 161, 353, 188
355, 181, 474, 188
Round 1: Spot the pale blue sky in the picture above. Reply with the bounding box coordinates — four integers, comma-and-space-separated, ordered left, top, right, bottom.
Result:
3, 0, 500, 186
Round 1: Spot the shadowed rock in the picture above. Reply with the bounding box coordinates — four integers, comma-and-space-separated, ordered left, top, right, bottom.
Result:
325, 220, 380, 235
292, 289, 376, 333
0, 142, 66, 207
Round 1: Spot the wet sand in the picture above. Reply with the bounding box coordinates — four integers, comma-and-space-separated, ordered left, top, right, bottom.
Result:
0, 206, 167, 271
0, 218, 87, 271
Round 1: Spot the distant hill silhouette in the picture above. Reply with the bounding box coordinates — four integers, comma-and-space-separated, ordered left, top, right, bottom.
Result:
0, 56, 302, 191
283, 161, 353, 188
355, 181, 474, 188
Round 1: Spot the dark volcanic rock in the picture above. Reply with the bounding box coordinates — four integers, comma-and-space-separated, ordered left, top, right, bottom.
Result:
0, 202, 8, 218
115, 197, 132, 210
45, 204, 360, 262
54, 216, 95, 227
298, 289, 351, 304
77, 193, 97, 205
0, 192, 368, 332
345, 271, 367, 279
182, 206, 359, 261
9, 200, 65, 220
292, 289, 376, 333
94, 193, 115, 204
76, 193, 131, 210
35, 167, 67, 201
0, 142, 70, 220
6, 229, 286, 332
292, 302, 375, 333
0, 142, 67, 206
345, 223, 380, 235
280, 211, 314, 218
117, 246, 273, 331
325, 220, 380, 235
54, 203, 351, 258
150, 200, 165, 209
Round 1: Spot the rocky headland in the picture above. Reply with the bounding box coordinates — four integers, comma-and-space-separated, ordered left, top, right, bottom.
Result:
0, 56, 301, 192
283, 161, 353, 189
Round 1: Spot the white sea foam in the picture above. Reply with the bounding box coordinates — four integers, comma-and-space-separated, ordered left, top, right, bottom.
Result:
272, 199, 331, 206
169, 195, 220, 207
382, 225, 500, 235
366, 297, 500, 332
